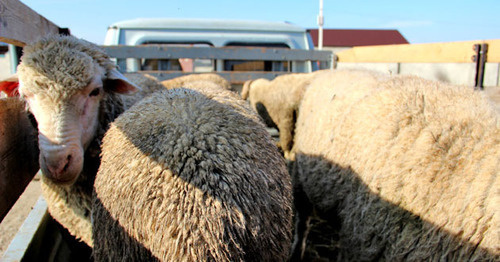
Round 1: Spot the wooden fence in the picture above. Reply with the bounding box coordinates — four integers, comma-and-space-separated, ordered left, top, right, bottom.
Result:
335, 40, 500, 88
102, 45, 334, 84
336, 40, 500, 63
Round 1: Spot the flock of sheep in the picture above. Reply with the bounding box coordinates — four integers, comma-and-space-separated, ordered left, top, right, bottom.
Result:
0, 34, 498, 261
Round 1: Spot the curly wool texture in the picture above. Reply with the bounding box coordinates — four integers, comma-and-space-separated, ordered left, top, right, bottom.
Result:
292, 69, 500, 260
16, 35, 160, 246
241, 71, 325, 158
161, 73, 231, 90
18, 35, 115, 99
92, 86, 293, 261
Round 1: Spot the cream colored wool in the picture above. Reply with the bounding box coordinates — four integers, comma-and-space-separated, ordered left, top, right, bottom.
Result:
15, 35, 160, 246
291, 70, 500, 261
92, 85, 292, 261
18, 36, 115, 98
161, 73, 231, 90
241, 71, 326, 158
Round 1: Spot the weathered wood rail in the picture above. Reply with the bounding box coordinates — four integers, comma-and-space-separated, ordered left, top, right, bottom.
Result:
102, 45, 334, 84
336, 40, 500, 63
336, 40, 500, 88
0, 0, 68, 47
0, 99, 39, 222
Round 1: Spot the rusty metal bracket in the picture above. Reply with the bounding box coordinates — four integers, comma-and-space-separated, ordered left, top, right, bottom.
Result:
472, 43, 488, 89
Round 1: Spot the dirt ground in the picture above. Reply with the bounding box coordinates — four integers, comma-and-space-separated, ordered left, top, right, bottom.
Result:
0, 86, 499, 259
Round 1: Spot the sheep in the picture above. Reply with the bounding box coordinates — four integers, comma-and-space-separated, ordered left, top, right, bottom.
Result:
91, 84, 293, 261
0, 34, 162, 246
161, 73, 231, 90
290, 69, 500, 261
240, 78, 275, 128
241, 71, 324, 158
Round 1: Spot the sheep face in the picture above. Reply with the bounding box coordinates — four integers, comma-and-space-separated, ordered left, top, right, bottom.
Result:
19, 70, 105, 184
3, 35, 141, 185
16, 66, 139, 185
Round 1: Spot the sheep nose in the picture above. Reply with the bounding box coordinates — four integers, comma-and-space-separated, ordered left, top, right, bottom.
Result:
45, 154, 72, 177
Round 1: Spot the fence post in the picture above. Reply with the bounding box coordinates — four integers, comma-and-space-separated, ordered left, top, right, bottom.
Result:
473, 43, 488, 90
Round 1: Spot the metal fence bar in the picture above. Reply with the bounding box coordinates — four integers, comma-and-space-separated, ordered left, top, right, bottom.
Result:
102, 45, 333, 62
473, 43, 488, 89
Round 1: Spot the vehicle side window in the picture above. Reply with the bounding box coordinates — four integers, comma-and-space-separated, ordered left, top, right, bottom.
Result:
224, 43, 290, 72
140, 42, 214, 72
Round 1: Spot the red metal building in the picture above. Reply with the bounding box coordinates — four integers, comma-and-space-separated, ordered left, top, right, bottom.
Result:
307, 29, 408, 52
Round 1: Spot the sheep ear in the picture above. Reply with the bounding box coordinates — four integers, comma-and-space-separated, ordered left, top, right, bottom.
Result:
0, 74, 20, 97
105, 69, 141, 94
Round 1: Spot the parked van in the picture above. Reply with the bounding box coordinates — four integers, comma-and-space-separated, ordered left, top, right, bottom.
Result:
103, 18, 317, 73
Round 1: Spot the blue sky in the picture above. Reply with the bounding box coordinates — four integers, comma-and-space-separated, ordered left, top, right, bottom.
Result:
21, 0, 499, 45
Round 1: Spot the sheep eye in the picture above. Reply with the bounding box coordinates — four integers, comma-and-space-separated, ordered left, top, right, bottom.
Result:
89, 88, 100, 97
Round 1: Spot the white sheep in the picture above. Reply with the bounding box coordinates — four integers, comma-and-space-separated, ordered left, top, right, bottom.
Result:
240, 78, 274, 127
0, 35, 160, 246
290, 70, 500, 261
240, 71, 324, 158
92, 84, 293, 261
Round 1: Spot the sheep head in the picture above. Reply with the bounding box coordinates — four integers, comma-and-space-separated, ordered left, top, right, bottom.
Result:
240, 79, 253, 100
241, 78, 271, 101
3, 35, 139, 185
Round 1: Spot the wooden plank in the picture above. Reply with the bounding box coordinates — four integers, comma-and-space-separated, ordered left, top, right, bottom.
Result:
0, 98, 39, 222
2, 197, 47, 261
0, 0, 61, 46
486, 40, 500, 62
102, 45, 333, 62
336, 40, 500, 63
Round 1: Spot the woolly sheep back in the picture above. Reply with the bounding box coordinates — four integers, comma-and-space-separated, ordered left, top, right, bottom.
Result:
161, 73, 231, 90
92, 86, 293, 261
292, 70, 499, 260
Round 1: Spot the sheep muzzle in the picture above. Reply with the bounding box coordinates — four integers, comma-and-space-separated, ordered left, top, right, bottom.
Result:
38, 138, 84, 185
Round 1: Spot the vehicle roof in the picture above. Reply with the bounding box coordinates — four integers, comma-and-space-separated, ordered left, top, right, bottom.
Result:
108, 18, 306, 33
